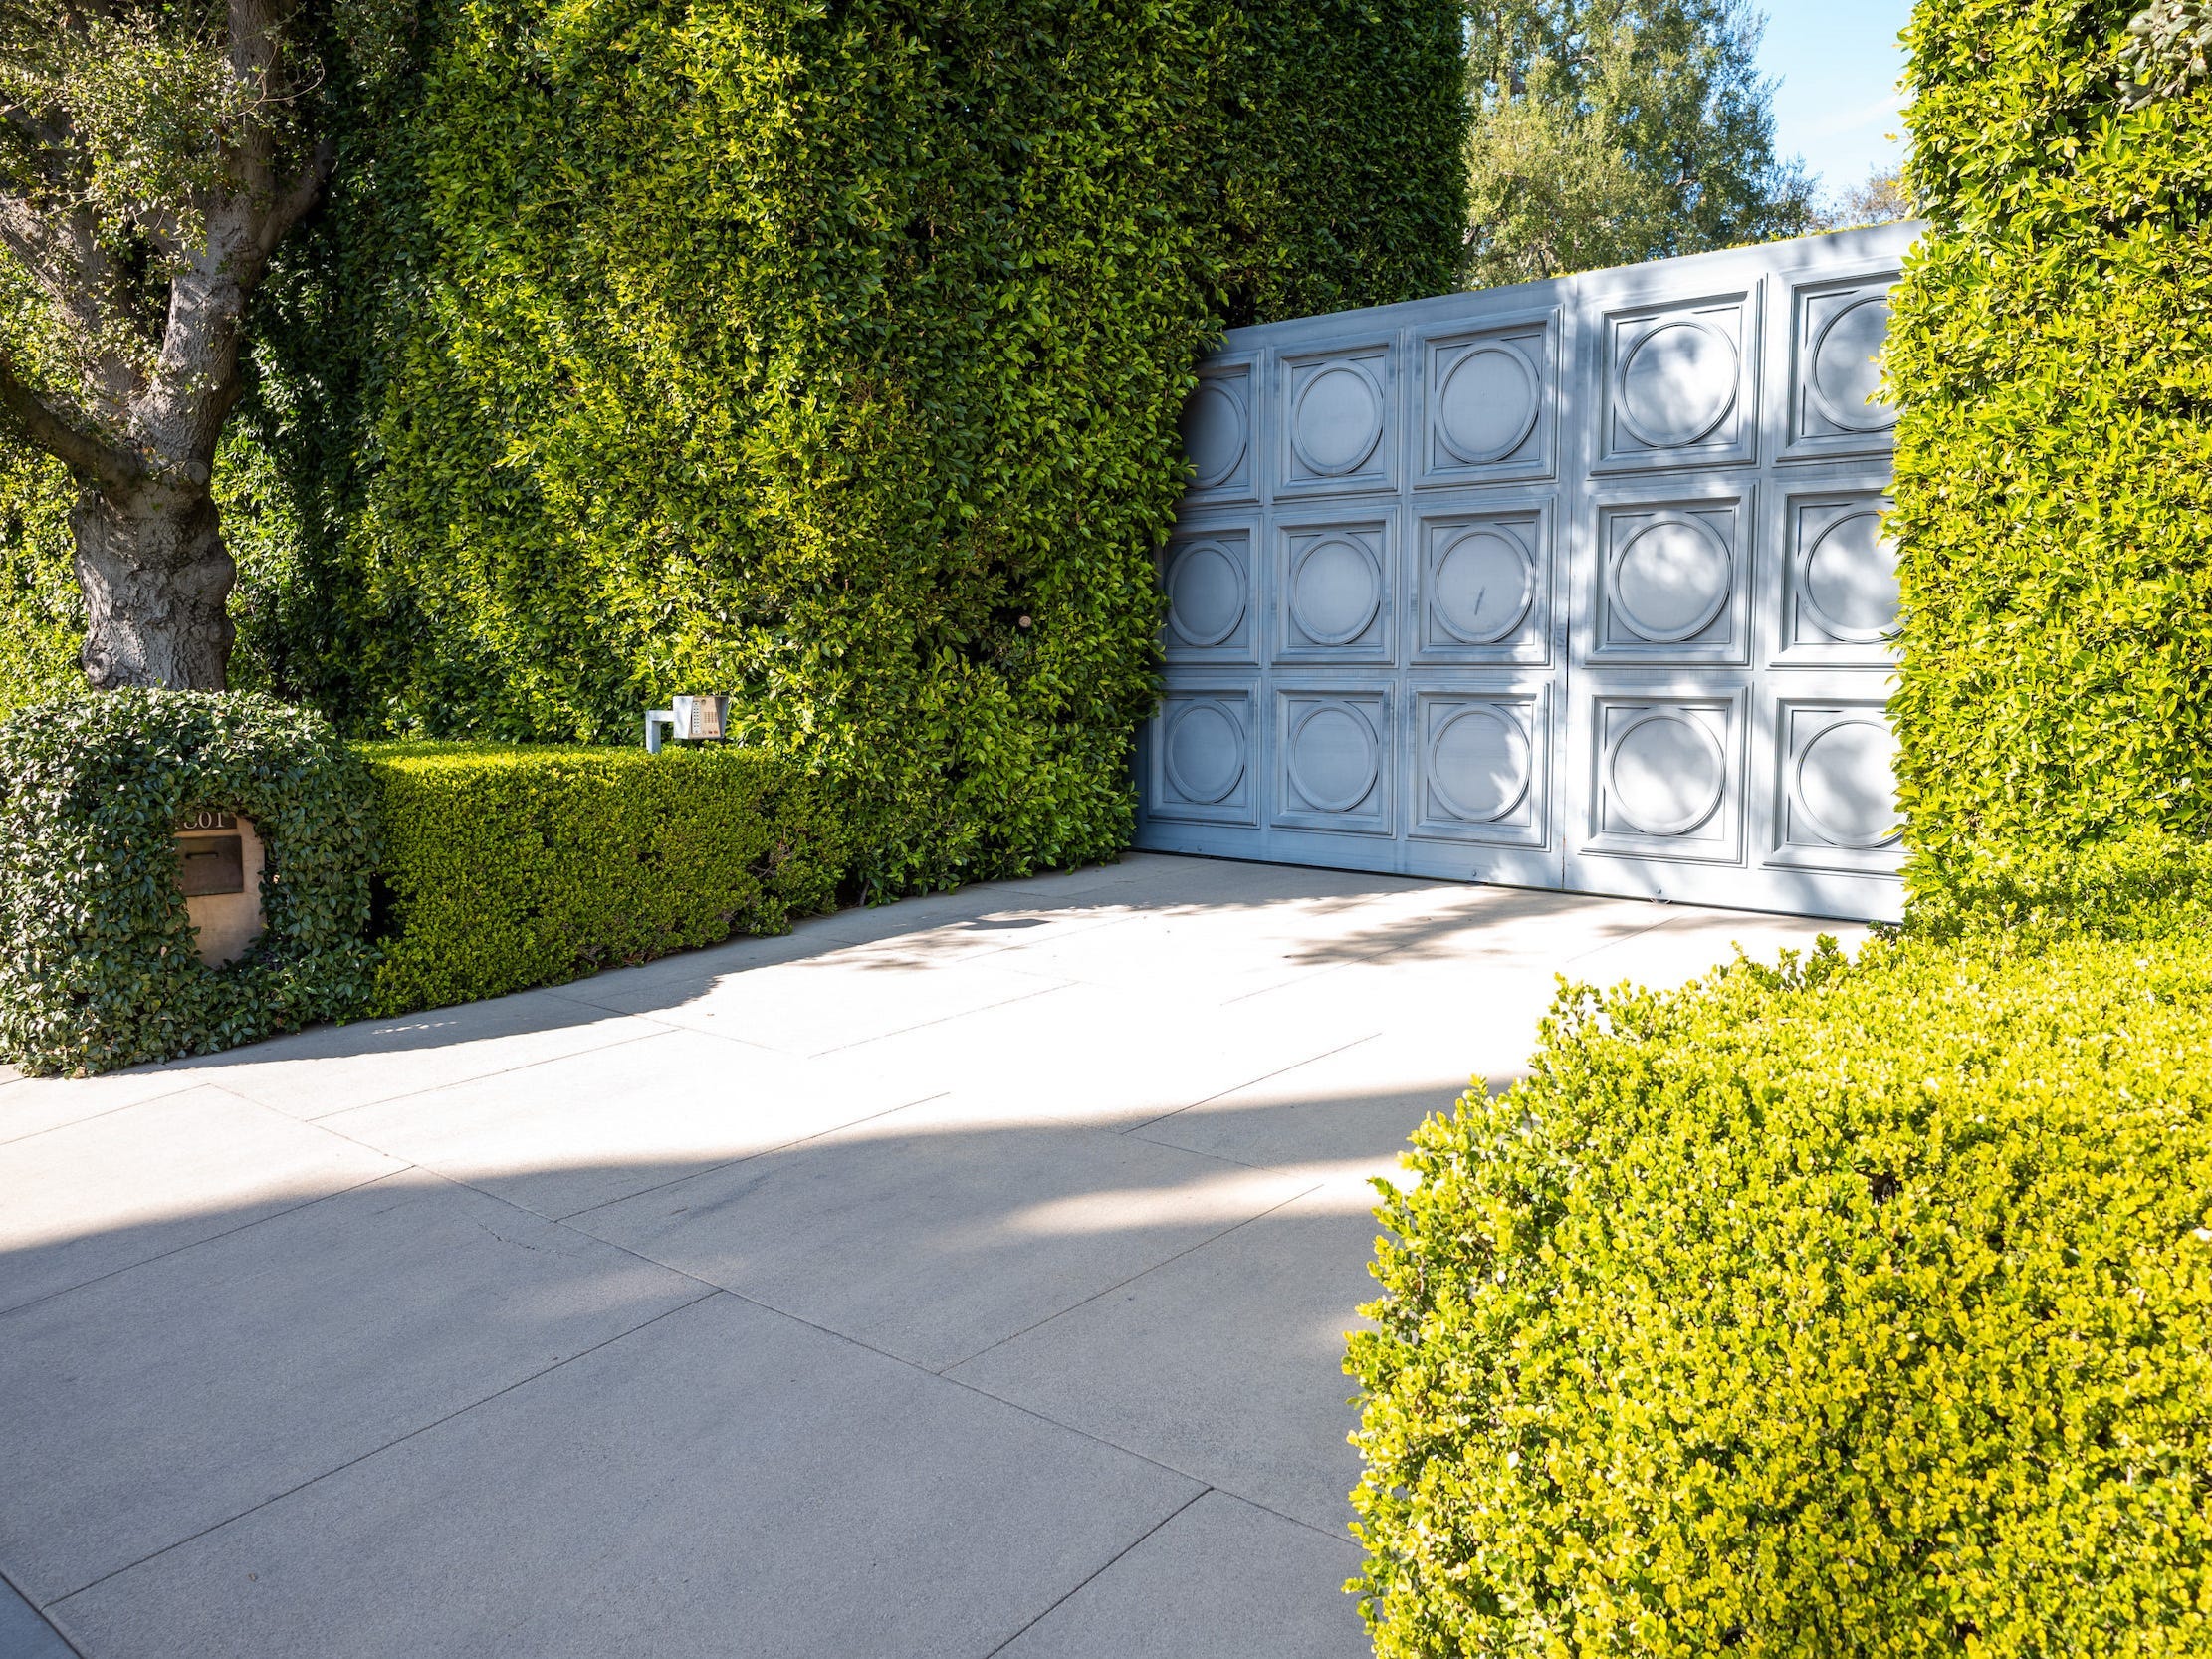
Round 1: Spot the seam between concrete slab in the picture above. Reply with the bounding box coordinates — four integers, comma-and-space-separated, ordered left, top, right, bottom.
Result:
1555, 909, 1684, 967
797, 978, 1073, 1059
474, 1158, 1235, 1505
422, 1182, 1232, 1504
0, 1078, 211, 1148
1114, 1031, 1386, 1142
935, 1179, 1327, 1378
0, 1562, 86, 1657
935, 1368, 1370, 1555
979, 1486, 1213, 1658
541, 1089, 956, 1223
696, 1283, 1225, 1497
526, 1110, 1316, 1331
0, 1167, 402, 1322
290, 1023, 683, 1122
44, 1288, 725, 1614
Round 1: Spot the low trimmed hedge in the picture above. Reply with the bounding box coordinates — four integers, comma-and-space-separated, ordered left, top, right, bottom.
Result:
361, 742, 846, 1016
0, 696, 852, 1072
0, 692, 381, 1075
1350, 914, 2212, 1657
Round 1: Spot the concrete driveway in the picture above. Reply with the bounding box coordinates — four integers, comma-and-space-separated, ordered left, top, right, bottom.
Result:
0, 853, 1863, 1659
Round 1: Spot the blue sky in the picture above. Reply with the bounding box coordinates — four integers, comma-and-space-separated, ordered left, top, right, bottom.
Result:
1755, 2, 1915, 196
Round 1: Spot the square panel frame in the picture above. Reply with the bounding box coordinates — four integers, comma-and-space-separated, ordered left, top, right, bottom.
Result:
1780, 270, 1902, 463
1271, 681, 1396, 836
1273, 338, 1400, 499
1270, 502, 1400, 668
1591, 285, 1763, 475
1159, 513, 1261, 668
1575, 682, 1749, 865
1148, 675, 1262, 829
1407, 681, 1551, 851
1410, 490, 1558, 668
1761, 692, 1906, 876
1578, 479, 1757, 669
1765, 470, 1899, 668
1413, 306, 1562, 488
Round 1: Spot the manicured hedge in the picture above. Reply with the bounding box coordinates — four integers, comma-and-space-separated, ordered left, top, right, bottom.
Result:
1888, 0, 2212, 895
1349, 915, 2212, 1658
0, 692, 381, 1075
0, 708, 853, 1070
361, 741, 845, 1016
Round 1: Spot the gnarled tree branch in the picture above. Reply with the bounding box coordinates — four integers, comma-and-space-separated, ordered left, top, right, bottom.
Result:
0, 353, 142, 488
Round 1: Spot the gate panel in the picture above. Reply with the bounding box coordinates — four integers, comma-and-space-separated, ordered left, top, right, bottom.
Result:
1138, 223, 1914, 922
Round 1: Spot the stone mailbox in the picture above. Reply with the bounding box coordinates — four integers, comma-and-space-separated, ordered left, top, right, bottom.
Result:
174, 809, 266, 967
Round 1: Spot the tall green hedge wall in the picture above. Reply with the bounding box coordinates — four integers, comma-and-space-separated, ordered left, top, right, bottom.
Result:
0, 0, 1465, 896
1889, 0, 2212, 897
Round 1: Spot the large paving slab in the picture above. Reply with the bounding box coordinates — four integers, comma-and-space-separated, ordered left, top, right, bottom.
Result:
947, 1175, 1388, 1538
0, 1086, 403, 1313
0, 1063, 216, 1146
314, 1024, 938, 1220
576, 1102, 1318, 1370
50, 1295, 1202, 1659
0, 1173, 700, 1604
1, 852, 1854, 1657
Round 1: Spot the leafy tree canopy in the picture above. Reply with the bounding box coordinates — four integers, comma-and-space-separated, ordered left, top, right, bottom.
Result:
1816, 161, 1915, 231
1462, 0, 1818, 286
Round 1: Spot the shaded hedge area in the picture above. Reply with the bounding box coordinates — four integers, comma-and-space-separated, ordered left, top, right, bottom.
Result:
1349, 903, 2212, 1658
1888, 0, 2212, 895
0, 0, 1466, 896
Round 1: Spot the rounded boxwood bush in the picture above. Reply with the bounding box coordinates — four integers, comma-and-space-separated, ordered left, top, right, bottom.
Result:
0, 691, 380, 1075
1350, 928, 2212, 1656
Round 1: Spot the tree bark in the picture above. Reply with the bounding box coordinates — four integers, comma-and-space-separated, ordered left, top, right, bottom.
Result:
0, 1, 335, 694
71, 481, 236, 690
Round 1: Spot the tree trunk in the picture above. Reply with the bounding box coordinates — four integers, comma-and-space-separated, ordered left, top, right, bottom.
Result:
71, 480, 235, 690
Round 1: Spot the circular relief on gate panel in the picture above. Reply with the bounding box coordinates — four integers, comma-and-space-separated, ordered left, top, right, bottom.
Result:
1166, 540, 1246, 648
1288, 704, 1380, 815
1433, 527, 1536, 645
1607, 711, 1726, 836
1428, 706, 1532, 824
1437, 346, 1539, 465
1165, 701, 1246, 805
1291, 364, 1385, 475
1794, 719, 1900, 848
1801, 510, 1899, 643
1610, 516, 1732, 643
1617, 320, 1739, 449
1290, 535, 1382, 646
1808, 295, 1896, 432
1180, 381, 1247, 487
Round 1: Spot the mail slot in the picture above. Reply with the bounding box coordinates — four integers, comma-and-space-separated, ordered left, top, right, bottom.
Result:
172, 809, 267, 966
177, 833, 245, 896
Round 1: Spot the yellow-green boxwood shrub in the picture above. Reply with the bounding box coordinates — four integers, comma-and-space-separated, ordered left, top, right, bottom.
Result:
360, 741, 846, 1016
1888, 0, 2212, 894
1348, 918, 2212, 1657
0, 692, 381, 1075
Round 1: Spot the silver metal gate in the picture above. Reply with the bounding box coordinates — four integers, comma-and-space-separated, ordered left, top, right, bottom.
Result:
1135, 222, 1914, 923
